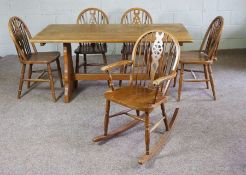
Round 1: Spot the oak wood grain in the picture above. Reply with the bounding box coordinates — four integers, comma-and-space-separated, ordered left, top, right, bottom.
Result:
30, 23, 192, 103
30, 24, 193, 43
8, 16, 63, 101
94, 30, 181, 164
177, 16, 224, 101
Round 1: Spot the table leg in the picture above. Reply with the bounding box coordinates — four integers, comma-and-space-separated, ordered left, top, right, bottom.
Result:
63, 43, 75, 103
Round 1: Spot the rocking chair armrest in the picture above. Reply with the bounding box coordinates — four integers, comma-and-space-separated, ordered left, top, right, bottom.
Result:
101, 60, 133, 72
153, 71, 177, 86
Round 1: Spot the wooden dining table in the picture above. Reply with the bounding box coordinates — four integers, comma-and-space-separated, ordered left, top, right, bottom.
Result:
30, 24, 193, 103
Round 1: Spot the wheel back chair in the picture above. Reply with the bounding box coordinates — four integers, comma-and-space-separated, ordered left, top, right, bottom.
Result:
175, 16, 224, 101
8, 16, 63, 101
75, 8, 109, 79
119, 8, 153, 86
93, 30, 181, 164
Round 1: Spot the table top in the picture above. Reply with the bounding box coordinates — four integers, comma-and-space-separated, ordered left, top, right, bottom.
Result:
30, 24, 193, 43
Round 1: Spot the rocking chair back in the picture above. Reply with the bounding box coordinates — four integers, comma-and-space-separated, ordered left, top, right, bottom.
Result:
129, 30, 180, 96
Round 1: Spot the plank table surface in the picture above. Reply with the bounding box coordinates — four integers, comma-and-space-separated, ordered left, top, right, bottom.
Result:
30, 24, 192, 43
30, 24, 193, 103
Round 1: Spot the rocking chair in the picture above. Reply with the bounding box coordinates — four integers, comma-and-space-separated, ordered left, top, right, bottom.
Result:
93, 30, 181, 164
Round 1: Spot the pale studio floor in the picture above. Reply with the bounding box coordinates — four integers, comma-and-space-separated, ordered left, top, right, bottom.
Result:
0, 50, 246, 175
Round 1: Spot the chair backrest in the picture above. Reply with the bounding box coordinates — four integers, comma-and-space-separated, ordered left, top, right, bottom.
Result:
8, 16, 37, 63
77, 8, 109, 24
121, 8, 152, 24
200, 16, 224, 61
129, 30, 180, 96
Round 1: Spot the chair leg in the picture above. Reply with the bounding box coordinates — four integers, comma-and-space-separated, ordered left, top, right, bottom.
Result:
56, 59, 63, 88
208, 65, 216, 100
83, 54, 87, 73
204, 64, 209, 89
93, 109, 141, 142
104, 100, 111, 136
102, 53, 109, 90
139, 108, 179, 164
145, 112, 150, 155
177, 63, 184, 101
136, 110, 140, 116
119, 55, 124, 87
173, 65, 179, 87
75, 54, 80, 88
75, 53, 80, 74
119, 53, 129, 87
173, 73, 177, 87
161, 103, 170, 131
17, 64, 26, 99
123, 54, 128, 73
47, 63, 56, 102
27, 64, 32, 88
102, 53, 107, 65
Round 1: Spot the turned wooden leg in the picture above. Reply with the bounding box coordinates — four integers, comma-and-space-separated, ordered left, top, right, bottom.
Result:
136, 110, 140, 116
83, 54, 87, 74
122, 54, 129, 86
18, 64, 26, 99
138, 108, 179, 164
102, 53, 107, 87
177, 63, 184, 101
47, 63, 56, 102
161, 103, 170, 131
208, 64, 216, 100
104, 100, 110, 136
63, 43, 75, 103
204, 64, 209, 89
173, 65, 179, 87
75, 53, 80, 74
75, 53, 79, 88
145, 112, 150, 155
102, 53, 107, 65
173, 72, 177, 87
27, 64, 32, 88
123, 54, 128, 74
123, 63, 128, 74
56, 59, 63, 88
119, 52, 126, 87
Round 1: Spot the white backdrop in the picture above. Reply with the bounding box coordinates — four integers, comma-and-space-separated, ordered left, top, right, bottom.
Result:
1, 0, 246, 56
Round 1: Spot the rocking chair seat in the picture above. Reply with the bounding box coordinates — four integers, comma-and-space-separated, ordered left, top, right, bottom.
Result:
25, 52, 60, 64
74, 43, 107, 54
104, 86, 167, 112
180, 51, 212, 64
